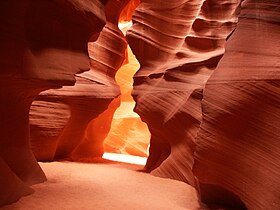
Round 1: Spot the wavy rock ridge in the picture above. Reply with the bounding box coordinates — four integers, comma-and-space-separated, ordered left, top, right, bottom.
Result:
30, 0, 130, 162
128, 0, 280, 209
193, 0, 280, 209
1, 0, 279, 209
127, 0, 241, 186
104, 42, 150, 157
0, 0, 106, 206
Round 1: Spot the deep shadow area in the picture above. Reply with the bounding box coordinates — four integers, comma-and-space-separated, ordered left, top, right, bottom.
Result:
200, 183, 248, 210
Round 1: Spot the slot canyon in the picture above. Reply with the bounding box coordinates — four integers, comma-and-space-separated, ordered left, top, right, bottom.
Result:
0, 0, 279, 209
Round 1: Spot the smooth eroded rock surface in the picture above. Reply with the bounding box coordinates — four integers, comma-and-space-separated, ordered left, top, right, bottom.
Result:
193, 0, 280, 209
0, 0, 106, 206
30, 0, 130, 162
127, 0, 241, 187
104, 45, 150, 157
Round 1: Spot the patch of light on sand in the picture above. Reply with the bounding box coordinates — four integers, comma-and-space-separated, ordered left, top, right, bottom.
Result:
102, 152, 147, 165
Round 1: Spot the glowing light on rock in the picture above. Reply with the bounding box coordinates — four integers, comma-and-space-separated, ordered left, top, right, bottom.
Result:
102, 153, 147, 165
103, 21, 151, 161
118, 21, 133, 33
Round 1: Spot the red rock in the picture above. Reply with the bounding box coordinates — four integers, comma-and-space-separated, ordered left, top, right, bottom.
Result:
104, 45, 150, 158
29, 1, 130, 162
127, 0, 241, 186
0, 0, 106, 206
0, 157, 34, 207
119, 0, 140, 22
30, 101, 71, 161
71, 97, 121, 160
193, 0, 280, 209
1, 0, 279, 209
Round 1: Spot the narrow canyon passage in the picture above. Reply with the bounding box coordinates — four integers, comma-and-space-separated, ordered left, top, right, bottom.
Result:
4, 21, 187, 210
102, 22, 151, 165
6, 20, 203, 210
1, 0, 279, 209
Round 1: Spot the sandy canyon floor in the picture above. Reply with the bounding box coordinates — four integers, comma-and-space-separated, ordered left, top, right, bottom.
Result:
2, 159, 203, 210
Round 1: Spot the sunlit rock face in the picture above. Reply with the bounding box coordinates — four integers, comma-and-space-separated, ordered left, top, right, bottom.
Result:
102, 0, 150, 158
119, 0, 140, 22
30, 0, 130, 162
104, 44, 150, 157
0, 0, 106, 206
30, 0, 148, 162
193, 0, 280, 209
127, 0, 241, 186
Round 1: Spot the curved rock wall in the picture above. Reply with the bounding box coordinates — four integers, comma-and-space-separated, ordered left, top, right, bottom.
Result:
0, 0, 106, 206
193, 0, 280, 209
1, 0, 279, 209
30, 0, 130, 162
120, 0, 140, 22
104, 44, 150, 157
127, 0, 241, 186
128, 0, 280, 209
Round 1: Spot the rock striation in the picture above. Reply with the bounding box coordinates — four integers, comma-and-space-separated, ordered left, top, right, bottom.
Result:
193, 0, 280, 209
0, 0, 106, 206
120, 0, 140, 22
1, 0, 279, 209
128, 0, 280, 209
127, 0, 241, 187
104, 44, 150, 157
30, 0, 131, 162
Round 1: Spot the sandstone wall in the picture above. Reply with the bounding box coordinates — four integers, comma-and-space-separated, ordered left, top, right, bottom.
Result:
30, 0, 130, 162
127, 0, 241, 187
128, 0, 280, 209
193, 0, 280, 209
0, 0, 106, 206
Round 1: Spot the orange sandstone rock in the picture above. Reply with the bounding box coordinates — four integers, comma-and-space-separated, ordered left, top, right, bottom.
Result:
127, 0, 241, 187
104, 46, 150, 157
30, 1, 130, 162
0, 0, 106, 206
193, 0, 280, 209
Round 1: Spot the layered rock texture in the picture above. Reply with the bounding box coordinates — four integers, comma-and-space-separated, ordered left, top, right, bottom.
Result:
1, 0, 279, 209
128, 0, 280, 209
30, 0, 130, 162
104, 43, 150, 157
193, 0, 280, 209
127, 0, 241, 186
120, 0, 140, 22
0, 0, 106, 206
